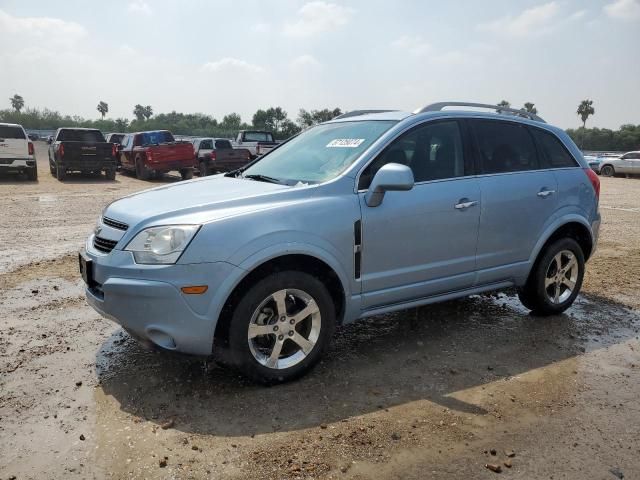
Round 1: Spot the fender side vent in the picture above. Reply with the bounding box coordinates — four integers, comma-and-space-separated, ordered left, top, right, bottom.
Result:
354, 220, 362, 279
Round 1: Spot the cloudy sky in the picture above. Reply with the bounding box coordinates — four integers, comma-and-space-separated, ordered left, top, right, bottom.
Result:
0, 0, 638, 129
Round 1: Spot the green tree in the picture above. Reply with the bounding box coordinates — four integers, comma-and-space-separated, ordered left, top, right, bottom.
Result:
133, 104, 145, 121
297, 108, 342, 127
143, 105, 153, 120
220, 113, 242, 131
10, 94, 25, 113
577, 99, 595, 129
114, 118, 129, 131
496, 100, 510, 114
97, 101, 109, 119
280, 119, 302, 138
522, 102, 537, 114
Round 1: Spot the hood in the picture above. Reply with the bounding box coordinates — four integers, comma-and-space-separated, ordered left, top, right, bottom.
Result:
104, 175, 292, 228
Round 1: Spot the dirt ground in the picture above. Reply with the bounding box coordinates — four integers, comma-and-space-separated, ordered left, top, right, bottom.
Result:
1, 143, 639, 479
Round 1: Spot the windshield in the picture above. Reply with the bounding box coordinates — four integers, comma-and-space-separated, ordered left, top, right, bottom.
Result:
141, 131, 174, 145
58, 129, 104, 142
243, 131, 273, 142
241, 120, 396, 184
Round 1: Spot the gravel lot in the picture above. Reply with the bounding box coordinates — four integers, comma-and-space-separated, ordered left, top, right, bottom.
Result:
1, 142, 639, 479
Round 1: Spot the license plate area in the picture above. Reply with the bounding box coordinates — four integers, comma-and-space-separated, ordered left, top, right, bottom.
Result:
79, 250, 95, 288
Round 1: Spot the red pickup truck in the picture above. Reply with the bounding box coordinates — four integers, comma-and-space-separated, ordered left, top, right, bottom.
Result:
119, 130, 195, 180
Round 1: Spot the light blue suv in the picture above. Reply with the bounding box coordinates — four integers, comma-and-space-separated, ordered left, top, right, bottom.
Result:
80, 102, 601, 383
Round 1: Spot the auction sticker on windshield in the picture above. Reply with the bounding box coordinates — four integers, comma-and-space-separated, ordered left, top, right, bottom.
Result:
326, 138, 365, 148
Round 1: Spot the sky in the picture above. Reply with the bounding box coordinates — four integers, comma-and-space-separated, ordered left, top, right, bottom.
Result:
0, 0, 638, 129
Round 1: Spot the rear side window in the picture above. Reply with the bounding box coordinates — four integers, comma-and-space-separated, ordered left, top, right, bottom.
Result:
215, 139, 232, 149
530, 128, 578, 168
58, 129, 105, 142
0, 126, 26, 139
471, 120, 538, 174
199, 139, 213, 149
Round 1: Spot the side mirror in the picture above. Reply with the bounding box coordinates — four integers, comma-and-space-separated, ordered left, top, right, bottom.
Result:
365, 163, 414, 207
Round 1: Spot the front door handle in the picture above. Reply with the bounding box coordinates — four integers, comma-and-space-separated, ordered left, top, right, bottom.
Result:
454, 200, 478, 210
537, 189, 556, 198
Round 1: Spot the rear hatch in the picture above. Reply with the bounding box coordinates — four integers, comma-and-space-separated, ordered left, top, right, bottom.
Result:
0, 125, 28, 159
62, 142, 114, 161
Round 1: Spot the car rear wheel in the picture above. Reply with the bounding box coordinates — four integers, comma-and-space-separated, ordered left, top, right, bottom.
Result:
105, 168, 116, 181
26, 164, 38, 181
518, 238, 585, 316
600, 165, 615, 177
135, 157, 150, 180
56, 163, 66, 181
180, 168, 194, 180
222, 270, 336, 384
199, 160, 209, 177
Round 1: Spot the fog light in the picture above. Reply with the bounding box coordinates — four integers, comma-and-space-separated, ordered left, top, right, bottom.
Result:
146, 328, 177, 350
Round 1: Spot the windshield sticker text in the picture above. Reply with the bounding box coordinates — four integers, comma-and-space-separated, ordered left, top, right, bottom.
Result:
326, 138, 365, 148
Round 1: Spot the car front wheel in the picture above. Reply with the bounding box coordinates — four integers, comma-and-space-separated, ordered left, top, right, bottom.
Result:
518, 238, 585, 316
600, 165, 615, 177
223, 271, 336, 384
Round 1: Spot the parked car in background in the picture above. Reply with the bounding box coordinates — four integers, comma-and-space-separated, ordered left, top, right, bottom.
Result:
192, 137, 252, 176
81, 102, 600, 384
599, 151, 640, 177
0, 122, 37, 180
233, 130, 277, 158
27, 133, 40, 141
118, 130, 195, 180
584, 154, 603, 174
48, 128, 116, 181
105, 133, 126, 145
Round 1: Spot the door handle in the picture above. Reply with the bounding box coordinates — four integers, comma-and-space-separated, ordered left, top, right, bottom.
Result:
537, 189, 556, 198
454, 200, 478, 210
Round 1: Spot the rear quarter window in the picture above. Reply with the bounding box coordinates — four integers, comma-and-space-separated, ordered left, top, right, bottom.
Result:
530, 128, 578, 168
215, 139, 232, 149
0, 126, 26, 139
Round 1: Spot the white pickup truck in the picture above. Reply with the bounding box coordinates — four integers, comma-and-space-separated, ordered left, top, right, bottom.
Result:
233, 130, 278, 159
0, 122, 37, 180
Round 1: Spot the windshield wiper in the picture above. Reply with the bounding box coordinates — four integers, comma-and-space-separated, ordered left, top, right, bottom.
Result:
243, 174, 283, 184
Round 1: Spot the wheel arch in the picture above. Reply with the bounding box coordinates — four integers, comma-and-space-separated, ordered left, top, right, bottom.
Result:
213, 252, 348, 348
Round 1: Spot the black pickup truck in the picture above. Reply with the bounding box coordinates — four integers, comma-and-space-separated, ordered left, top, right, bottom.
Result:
48, 128, 117, 181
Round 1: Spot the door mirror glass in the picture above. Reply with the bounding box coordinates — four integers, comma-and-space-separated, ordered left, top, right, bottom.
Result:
365, 163, 414, 207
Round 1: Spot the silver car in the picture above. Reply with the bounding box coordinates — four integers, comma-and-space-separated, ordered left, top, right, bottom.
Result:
599, 151, 640, 177
80, 102, 601, 383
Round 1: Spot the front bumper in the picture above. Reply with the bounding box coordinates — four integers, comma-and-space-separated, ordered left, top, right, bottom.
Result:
82, 245, 242, 355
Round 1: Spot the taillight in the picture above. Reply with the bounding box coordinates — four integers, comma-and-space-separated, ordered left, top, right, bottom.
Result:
210, 150, 216, 161
112, 144, 117, 158
59, 144, 65, 157
147, 150, 153, 162
28, 141, 34, 155
584, 168, 600, 199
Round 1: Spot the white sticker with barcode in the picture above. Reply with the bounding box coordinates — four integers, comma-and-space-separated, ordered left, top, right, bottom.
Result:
326, 138, 365, 148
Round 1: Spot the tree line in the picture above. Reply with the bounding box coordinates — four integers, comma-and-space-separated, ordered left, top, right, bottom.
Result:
3, 94, 638, 151
4, 94, 343, 140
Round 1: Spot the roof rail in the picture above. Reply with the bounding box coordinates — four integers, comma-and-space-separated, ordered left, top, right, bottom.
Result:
414, 102, 545, 123
334, 109, 398, 120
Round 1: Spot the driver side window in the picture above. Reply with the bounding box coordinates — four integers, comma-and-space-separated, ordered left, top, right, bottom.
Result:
359, 120, 465, 189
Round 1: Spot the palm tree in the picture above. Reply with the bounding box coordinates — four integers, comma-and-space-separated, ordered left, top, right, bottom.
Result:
97, 101, 109, 119
522, 102, 538, 114
577, 99, 595, 129
143, 105, 153, 120
10, 94, 24, 113
496, 100, 510, 114
133, 104, 145, 121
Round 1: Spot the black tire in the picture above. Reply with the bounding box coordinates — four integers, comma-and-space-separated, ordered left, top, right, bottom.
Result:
221, 270, 336, 384
105, 168, 116, 181
180, 167, 194, 180
600, 165, 615, 177
56, 163, 66, 181
26, 164, 38, 181
49, 162, 55, 175
199, 160, 209, 177
518, 238, 585, 316
135, 157, 150, 180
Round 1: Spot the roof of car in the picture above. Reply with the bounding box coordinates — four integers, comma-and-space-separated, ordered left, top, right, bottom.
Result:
0, 122, 23, 127
329, 109, 551, 124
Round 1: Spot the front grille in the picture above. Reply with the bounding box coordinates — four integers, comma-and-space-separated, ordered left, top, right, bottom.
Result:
93, 236, 118, 253
103, 216, 128, 231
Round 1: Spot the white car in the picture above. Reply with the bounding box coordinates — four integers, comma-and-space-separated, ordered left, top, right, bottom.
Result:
0, 122, 37, 180
599, 151, 640, 177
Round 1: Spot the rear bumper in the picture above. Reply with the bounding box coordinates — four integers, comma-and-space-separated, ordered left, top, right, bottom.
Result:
148, 160, 195, 172
58, 158, 116, 171
0, 158, 36, 169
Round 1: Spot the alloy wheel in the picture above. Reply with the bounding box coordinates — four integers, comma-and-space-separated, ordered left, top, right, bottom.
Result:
544, 250, 579, 304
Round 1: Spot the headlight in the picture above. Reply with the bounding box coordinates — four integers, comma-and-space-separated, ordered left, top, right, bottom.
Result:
125, 225, 200, 264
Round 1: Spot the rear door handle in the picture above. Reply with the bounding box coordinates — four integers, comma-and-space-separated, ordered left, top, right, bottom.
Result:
454, 200, 478, 210
537, 189, 556, 198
